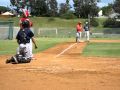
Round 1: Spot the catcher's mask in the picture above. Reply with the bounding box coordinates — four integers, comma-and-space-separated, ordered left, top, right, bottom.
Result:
22, 20, 30, 28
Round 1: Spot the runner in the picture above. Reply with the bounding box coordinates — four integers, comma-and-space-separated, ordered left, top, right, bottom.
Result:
76, 22, 83, 42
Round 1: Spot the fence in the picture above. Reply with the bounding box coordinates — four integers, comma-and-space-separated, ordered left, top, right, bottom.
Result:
91, 28, 120, 39
35, 27, 120, 39
0, 26, 34, 40
0, 26, 120, 39
36, 27, 76, 38
0, 20, 14, 40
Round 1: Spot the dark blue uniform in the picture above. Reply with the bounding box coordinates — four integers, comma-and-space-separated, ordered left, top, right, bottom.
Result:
16, 28, 34, 44
84, 22, 90, 41
84, 24, 89, 31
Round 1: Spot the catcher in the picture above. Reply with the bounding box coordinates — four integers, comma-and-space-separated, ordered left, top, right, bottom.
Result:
6, 20, 37, 64
19, 9, 34, 59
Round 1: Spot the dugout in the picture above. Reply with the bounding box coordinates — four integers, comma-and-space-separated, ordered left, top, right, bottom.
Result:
0, 20, 14, 40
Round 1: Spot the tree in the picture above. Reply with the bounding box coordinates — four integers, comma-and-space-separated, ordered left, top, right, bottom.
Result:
113, 0, 120, 14
47, 0, 58, 17
31, 0, 49, 16
101, 4, 113, 16
10, 0, 31, 9
59, 3, 67, 15
73, 0, 99, 18
66, 0, 71, 11
10, 0, 31, 14
0, 6, 10, 14
10, 0, 49, 16
59, 0, 71, 15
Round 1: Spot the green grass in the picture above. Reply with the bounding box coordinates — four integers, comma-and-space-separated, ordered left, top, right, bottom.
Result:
82, 42, 120, 57
96, 18, 107, 28
0, 38, 120, 58
0, 38, 73, 55
33, 38, 73, 53
0, 16, 110, 35
0, 40, 18, 54
0, 17, 86, 28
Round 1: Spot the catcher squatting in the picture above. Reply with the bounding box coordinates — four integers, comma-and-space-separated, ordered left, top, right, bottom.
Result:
6, 20, 37, 64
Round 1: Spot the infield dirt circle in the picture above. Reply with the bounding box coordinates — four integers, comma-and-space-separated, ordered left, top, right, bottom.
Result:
0, 40, 120, 90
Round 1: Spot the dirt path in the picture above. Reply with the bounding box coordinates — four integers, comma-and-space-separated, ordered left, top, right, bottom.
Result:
0, 40, 120, 90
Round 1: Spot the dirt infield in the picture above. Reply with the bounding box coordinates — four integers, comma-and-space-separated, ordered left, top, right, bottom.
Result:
0, 40, 120, 90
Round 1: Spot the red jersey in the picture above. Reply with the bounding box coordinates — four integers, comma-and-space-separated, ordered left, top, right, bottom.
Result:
76, 24, 83, 32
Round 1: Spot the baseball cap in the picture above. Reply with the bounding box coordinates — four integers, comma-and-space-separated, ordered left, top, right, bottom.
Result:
78, 22, 82, 24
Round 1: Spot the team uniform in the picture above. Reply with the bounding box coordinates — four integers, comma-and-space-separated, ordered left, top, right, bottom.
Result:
19, 9, 33, 58
76, 22, 83, 42
84, 22, 90, 41
19, 17, 33, 58
16, 28, 34, 59
6, 20, 37, 64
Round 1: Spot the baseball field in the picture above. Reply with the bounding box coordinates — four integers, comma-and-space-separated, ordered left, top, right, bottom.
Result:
0, 38, 120, 90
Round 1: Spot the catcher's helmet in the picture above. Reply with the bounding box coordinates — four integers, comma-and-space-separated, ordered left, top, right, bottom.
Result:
22, 20, 30, 28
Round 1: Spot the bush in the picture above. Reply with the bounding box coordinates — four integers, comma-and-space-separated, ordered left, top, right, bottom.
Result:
103, 18, 120, 28
60, 11, 77, 19
90, 18, 99, 27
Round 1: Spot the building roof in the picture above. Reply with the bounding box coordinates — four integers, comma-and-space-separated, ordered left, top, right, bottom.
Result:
1, 12, 14, 16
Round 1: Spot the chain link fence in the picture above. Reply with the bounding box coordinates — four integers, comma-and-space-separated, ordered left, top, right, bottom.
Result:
0, 21, 14, 40
36, 27, 76, 38
0, 25, 120, 39
34, 27, 120, 39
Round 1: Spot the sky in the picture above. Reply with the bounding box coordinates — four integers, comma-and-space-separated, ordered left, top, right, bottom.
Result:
0, 0, 114, 8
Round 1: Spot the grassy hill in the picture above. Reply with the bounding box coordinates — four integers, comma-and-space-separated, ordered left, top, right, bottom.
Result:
0, 16, 109, 35
0, 16, 106, 28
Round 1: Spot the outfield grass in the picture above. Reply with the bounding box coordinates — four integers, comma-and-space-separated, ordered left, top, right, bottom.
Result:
83, 42, 120, 57
0, 38, 73, 55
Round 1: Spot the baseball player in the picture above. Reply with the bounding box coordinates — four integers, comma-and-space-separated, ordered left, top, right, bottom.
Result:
76, 22, 83, 42
6, 20, 37, 64
19, 9, 33, 29
19, 9, 34, 59
84, 21, 90, 42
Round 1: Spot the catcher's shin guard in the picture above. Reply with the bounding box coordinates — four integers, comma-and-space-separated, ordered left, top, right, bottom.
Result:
6, 55, 31, 64
6, 46, 31, 64
6, 56, 18, 64
15, 54, 31, 63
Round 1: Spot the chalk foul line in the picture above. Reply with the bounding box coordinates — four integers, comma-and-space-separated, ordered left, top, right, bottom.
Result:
55, 43, 77, 58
